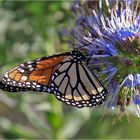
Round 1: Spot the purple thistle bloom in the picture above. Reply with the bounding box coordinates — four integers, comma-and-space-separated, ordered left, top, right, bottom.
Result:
71, 0, 140, 117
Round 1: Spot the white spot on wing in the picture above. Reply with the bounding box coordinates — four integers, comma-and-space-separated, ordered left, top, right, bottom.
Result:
21, 76, 27, 81
20, 69, 25, 73
4, 73, 8, 78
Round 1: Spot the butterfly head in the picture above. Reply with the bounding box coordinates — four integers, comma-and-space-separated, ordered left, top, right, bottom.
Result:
71, 49, 86, 62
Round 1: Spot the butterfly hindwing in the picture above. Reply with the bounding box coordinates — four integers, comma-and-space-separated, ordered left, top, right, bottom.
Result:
50, 50, 108, 107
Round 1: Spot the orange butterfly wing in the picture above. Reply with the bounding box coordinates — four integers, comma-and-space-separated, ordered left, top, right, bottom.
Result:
0, 52, 70, 92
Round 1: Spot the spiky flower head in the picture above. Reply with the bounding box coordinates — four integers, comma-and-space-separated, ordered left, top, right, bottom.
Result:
71, 0, 140, 117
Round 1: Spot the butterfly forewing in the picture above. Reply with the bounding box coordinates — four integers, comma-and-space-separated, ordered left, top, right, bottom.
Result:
0, 53, 70, 92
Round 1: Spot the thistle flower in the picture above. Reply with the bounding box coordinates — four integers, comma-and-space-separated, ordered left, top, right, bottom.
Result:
71, 0, 140, 117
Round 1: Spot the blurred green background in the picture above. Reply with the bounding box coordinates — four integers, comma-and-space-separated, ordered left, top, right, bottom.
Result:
0, 1, 140, 139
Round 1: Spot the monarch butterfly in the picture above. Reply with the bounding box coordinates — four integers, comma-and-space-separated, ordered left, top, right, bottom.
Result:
0, 49, 108, 108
